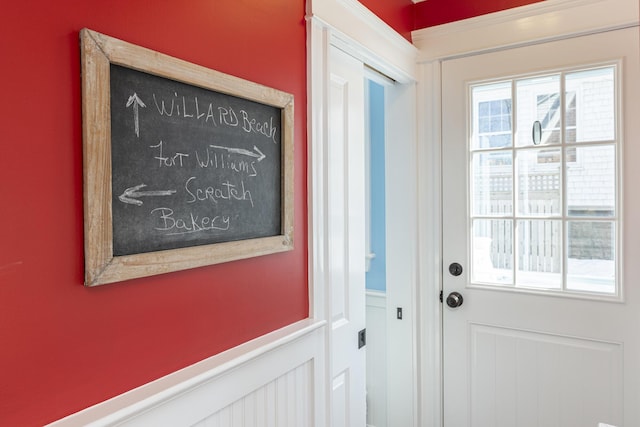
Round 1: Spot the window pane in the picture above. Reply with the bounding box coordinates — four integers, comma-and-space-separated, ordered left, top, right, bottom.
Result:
517, 220, 562, 289
472, 152, 513, 216
566, 145, 615, 217
565, 92, 577, 143
472, 219, 513, 285
516, 75, 561, 147
517, 148, 561, 216
565, 67, 615, 143
567, 221, 615, 293
472, 82, 512, 149
469, 65, 618, 297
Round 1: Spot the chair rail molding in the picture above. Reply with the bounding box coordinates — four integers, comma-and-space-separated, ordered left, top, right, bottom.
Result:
47, 319, 325, 427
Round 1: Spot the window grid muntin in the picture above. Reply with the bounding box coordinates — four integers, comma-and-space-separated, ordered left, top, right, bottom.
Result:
469, 64, 619, 296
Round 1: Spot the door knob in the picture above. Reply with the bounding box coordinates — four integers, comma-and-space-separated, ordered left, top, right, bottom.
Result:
449, 262, 463, 276
446, 291, 464, 308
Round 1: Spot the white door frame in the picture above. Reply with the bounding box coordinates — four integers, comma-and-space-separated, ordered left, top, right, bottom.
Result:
306, 0, 419, 425
413, 0, 639, 425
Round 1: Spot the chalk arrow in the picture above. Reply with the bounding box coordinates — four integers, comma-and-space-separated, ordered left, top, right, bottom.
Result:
209, 145, 266, 162
118, 184, 176, 206
126, 93, 146, 138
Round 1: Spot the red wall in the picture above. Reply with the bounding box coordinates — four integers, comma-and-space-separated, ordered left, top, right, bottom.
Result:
358, 0, 544, 39
414, 0, 544, 28
0, 0, 557, 424
0, 1, 307, 425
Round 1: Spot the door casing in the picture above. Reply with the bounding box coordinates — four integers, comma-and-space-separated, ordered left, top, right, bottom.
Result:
307, 0, 419, 425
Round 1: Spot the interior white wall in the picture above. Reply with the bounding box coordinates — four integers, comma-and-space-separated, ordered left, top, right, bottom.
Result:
384, 78, 419, 426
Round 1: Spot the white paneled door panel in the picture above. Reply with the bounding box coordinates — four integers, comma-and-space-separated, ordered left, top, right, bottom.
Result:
328, 45, 367, 427
442, 27, 640, 427
469, 324, 622, 427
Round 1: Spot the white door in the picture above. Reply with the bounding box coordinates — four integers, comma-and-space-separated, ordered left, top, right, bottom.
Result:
442, 27, 640, 426
328, 45, 367, 427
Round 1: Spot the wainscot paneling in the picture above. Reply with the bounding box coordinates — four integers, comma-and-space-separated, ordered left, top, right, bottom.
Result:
366, 290, 387, 427
47, 319, 325, 427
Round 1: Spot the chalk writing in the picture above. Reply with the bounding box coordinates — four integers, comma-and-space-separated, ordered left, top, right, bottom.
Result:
118, 184, 176, 206
194, 148, 258, 176
150, 207, 231, 236
184, 176, 254, 207
110, 64, 282, 256
218, 106, 238, 127
150, 140, 189, 168
150, 91, 277, 143
209, 144, 265, 162
126, 93, 146, 138
240, 111, 278, 143
152, 93, 218, 126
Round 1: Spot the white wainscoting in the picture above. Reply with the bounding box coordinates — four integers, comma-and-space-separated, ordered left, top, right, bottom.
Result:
366, 290, 387, 427
192, 361, 313, 427
48, 319, 326, 427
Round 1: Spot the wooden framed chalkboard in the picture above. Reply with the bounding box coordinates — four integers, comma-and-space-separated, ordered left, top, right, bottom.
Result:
80, 29, 294, 286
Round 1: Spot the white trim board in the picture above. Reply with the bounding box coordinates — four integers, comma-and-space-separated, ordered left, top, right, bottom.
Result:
412, 0, 639, 62
306, 0, 418, 83
307, 0, 420, 425
366, 290, 387, 309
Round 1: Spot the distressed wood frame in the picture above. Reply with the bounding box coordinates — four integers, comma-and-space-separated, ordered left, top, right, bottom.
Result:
81, 28, 294, 286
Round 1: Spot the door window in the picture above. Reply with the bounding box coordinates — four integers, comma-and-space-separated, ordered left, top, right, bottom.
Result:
470, 65, 619, 296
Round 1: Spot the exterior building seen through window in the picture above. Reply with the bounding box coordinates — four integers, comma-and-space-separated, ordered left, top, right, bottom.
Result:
470, 65, 618, 295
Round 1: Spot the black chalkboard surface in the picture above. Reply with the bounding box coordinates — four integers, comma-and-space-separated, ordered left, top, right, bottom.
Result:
110, 65, 282, 256
81, 28, 294, 286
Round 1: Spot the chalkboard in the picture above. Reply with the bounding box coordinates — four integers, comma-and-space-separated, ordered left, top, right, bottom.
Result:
110, 64, 283, 255
81, 29, 294, 286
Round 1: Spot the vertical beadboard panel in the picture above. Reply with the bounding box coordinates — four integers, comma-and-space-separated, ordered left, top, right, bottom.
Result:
265, 381, 276, 427
366, 291, 387, 427
469, 323, 623, 427
244, 393, 256, 427
253, 385, 265, 427
48, 320, 324, 427
193, 360, 313, 427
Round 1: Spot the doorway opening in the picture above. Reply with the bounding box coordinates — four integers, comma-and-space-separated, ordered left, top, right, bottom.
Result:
365, 77, 387, 427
